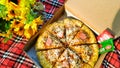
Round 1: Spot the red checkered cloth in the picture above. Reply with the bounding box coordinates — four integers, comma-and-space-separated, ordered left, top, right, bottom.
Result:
0, 0, 65, 68
0, 34, 36, 68
40, 0, 65, 21
101, 37, 120, 68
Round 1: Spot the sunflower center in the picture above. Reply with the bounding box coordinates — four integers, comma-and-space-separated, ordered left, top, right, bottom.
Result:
15, 21, 20, 25
10, 0, 19, 4
10, 10, 15, 15
19, 27, 24, 31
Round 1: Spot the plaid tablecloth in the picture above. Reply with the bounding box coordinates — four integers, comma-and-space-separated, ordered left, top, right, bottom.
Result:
0, 0, 64, 68
101, 37, 120, 68
0, 0, 120, 68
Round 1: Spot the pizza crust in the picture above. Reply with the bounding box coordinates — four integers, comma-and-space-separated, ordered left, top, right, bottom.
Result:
35, 17, 99, 68
81, 25, 97, 43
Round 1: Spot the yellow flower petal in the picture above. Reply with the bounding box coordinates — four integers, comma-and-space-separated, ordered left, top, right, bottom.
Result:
24, 24, 30, 29
33, 16, 43, 25
14, 28, 19, 31
24, 29, 31, 39
31, 23, 37, 31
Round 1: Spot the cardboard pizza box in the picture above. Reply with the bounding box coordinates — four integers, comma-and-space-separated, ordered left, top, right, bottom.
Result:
24, 5, 103, 68
24, 0, 120, 68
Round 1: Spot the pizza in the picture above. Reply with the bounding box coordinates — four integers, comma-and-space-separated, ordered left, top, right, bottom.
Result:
35, 17, 99, 68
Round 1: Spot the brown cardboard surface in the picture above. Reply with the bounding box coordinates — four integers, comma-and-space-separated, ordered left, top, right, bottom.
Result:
65, 0, 120, 38
65, 0, 120, 68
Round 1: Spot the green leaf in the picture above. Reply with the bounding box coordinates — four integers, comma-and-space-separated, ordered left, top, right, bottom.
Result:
9, 33, 13, 39
4, 37, 9, 43
0, 4, 7, 18
25, 9, 37, 24
3, 33, 13, 43
5, 22, 11, 30
0, 18, 11, 33
25, 1, 44, 24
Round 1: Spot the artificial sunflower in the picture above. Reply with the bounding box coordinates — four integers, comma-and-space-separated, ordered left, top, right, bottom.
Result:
0, 0, 44, 39
24, 16, 43, 38
14, 26, 24, 36
10, 20, 25, 36
7, 2, 19, 20
11, 20, 24, 28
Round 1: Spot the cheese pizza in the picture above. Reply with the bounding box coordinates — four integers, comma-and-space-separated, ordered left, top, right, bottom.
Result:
35, 17, 99, 68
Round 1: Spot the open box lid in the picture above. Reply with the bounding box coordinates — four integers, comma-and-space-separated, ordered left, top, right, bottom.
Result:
65, 0, 120, 38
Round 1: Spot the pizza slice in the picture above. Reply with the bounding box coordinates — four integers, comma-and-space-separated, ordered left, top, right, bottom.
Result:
64, 18, 83, 44
67, 48, 83, 68
35, 31, 63, 51
36, 48, 65, 68
70, 44, 98, 67
47, 21, 66, 44
54, 49, 70, 68
70, 17, 84, 27
70, 25, 97, 45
